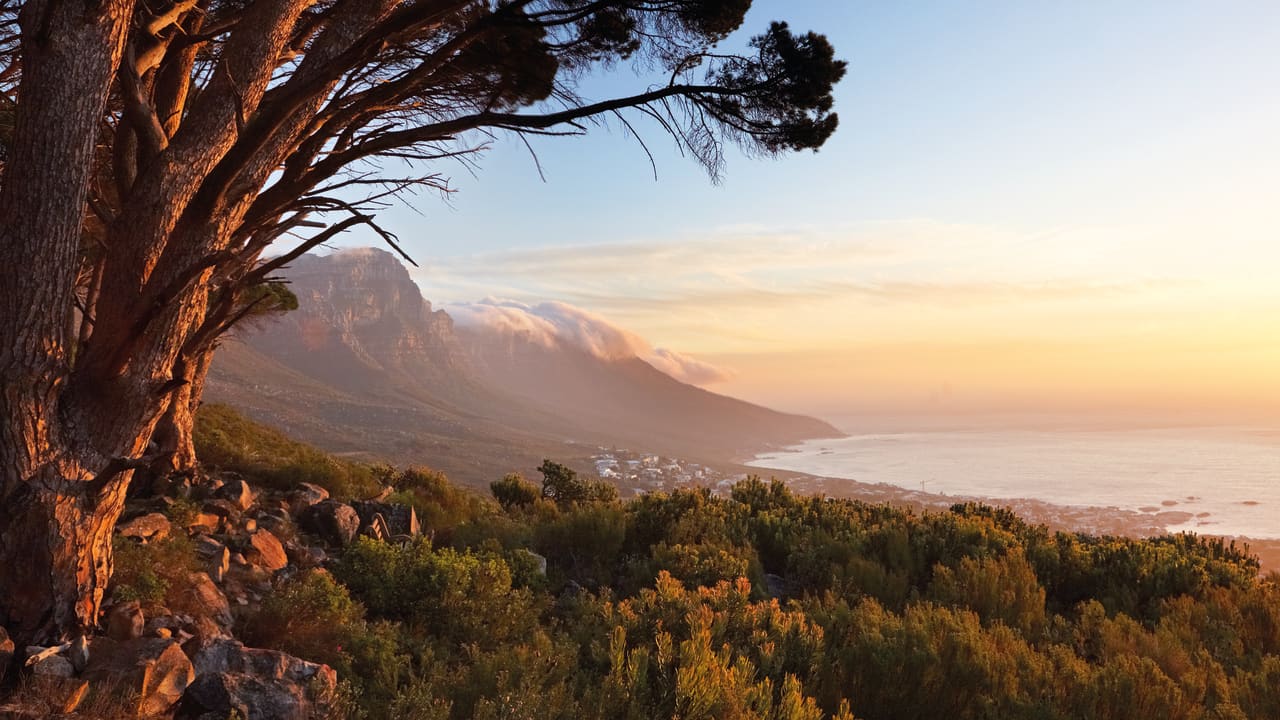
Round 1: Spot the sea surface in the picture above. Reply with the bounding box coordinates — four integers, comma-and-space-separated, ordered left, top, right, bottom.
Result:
748, 424, 1280, 539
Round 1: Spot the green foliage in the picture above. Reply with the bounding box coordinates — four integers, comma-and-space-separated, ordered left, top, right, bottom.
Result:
110, 534, 199, 608
197, 432, 1280, 720
194, 404, 380, 499
538, 459, 618, 506
242, 570, 408, 714
490, 472, 540, 510
333, 538, 538, 650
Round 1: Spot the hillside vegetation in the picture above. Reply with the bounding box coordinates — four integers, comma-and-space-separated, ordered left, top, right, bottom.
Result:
195, 407, 1280, 720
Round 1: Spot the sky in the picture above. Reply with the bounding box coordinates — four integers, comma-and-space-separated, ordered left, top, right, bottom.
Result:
329, 1, 1280, 426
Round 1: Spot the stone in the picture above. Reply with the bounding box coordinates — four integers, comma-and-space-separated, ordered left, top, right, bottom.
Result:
30, 655, 74, 678
285, 542, 327, 568
68, 635, 90, 673
242, 517, 258, 533
86, 637, 195, 718
245, 530, 288, 572
194, 536, 231, 581
201, 499, 241, 524
178, 640, 336, 720
287, 483, 329, 513
180, 572, 232, 630
117, 512, 172, 543
256, 509, 293, 538
214, 480, 254, 511
108, 601, 145, 642
298, 500, 360, 547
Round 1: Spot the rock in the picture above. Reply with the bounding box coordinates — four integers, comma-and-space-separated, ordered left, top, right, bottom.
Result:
155, 628, 173, 640
202, 499, 242, 524
214, 480, 254, 511
287, 483, 329, 513
86, 637, 195, 718
0, 626, 13, 677
285, 542, 327, 568
298, 500, 360, 547
242, 517, 258, 533
230, 552, 248, 567
178, 640, 336, 720
108, 601, 145, 641
68, 635, 90, 673
180, 572, 232, 630
30, 654, 74, 678
352, 501, 420, 538
117, 512, 172, 543
245, 530, 288, 572
194, 536, 231, 582
256, 509, 293, 538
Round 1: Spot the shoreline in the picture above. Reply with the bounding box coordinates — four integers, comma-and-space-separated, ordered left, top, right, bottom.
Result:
733, 462, 1280, 573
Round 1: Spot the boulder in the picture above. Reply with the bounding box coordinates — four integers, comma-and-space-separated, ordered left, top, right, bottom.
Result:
256, 509, 293, 538
29, 654, 74, 678
287, 483, 329, 514
108, 601, 145, 641
179, 572, 232, 630
194, 536, 231, 582
214, 480, 255, 511
178, 640, 336, 720
245, 530, 288, 572
298, 500, 360, 547
117, 512, 172, 543
352, 501, 420, 538
85, 637, 194, 718
285, 542, 327, 569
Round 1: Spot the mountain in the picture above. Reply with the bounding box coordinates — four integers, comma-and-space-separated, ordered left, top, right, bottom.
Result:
207, 248, 840, 485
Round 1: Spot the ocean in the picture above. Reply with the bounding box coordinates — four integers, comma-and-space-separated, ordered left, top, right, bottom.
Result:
748, 424, 1280, 539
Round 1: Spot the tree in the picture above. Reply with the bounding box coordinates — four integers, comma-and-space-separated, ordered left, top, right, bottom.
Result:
0, 0, 844, 644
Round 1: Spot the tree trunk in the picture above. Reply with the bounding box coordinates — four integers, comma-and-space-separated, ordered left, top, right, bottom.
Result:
152, 345, 215, 476
0, 469, 130, 645
0, 0, 138, 646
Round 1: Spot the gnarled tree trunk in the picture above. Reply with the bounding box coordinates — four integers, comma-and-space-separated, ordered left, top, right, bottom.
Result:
0, 0, 139, 646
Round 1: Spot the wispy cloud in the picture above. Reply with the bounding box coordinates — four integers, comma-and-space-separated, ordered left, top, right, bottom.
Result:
447, 298, 732, 385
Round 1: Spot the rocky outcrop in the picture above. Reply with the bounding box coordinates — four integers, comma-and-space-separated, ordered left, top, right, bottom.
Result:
245, 530, 288, 572
117, 513, 172, 543
179, 640, 336, 720
299, 500, 360, 547
107, 601, 145, 642
85, 637, 194, 718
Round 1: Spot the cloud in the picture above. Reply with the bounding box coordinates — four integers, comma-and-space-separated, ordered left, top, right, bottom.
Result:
447, 298, 731, 385
648, 347, 734, 385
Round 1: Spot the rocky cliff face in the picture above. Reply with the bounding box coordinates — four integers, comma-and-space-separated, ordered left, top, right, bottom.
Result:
208, 248, 840, 483
251, 248, 467, 393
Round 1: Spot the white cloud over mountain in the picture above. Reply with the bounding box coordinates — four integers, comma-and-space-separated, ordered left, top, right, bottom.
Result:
446, 298, 732, 386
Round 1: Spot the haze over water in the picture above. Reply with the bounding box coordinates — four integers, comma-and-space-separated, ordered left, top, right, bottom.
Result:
750, 420, 1280, 539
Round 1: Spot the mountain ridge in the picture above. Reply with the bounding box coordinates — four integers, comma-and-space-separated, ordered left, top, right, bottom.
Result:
207, 247, 841, 485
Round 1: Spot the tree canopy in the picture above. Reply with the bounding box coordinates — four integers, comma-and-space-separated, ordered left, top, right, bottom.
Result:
0, 0, 844, 643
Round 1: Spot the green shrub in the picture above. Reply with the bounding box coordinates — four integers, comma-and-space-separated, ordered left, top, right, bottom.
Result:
333, 538, 538, 650
194, 403, 380, 499
242, 570, 408, 715
111, 534, 199, 609
490, 472, 540, 510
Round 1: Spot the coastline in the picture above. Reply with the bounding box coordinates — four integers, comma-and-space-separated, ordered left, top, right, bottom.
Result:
734, 461, 1280, 573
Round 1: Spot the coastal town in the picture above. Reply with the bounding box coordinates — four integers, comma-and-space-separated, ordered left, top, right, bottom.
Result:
589, 448, 746, 495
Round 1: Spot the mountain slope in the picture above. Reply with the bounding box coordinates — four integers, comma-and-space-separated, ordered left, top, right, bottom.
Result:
207, 248, 840, 483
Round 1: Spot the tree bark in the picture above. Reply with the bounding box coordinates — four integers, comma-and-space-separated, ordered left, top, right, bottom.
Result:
152, 345, 215, 476
0, 0, 139, 646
